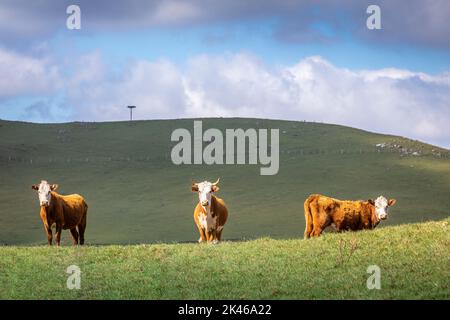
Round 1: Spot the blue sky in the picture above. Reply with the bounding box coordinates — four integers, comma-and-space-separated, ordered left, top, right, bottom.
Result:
0, 0, 450, 148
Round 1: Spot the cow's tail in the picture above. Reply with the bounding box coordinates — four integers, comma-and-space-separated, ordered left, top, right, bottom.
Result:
81, 200, 88, 223
304, 195, 316, 239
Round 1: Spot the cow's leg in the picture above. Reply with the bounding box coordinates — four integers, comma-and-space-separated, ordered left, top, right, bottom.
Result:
304, 219, 314, 239
77, 215, 87, 245
70, 228, 79, 245
211, 229, 220, 244
205, 230, 213, 242
197, 226, 206, 243
208, 229, 219, 244
311, 227, 324, 237
311, 217, 326, 237
304, 200, 314, 239
205, 231, 211, 242
304, 223, 313, 239
78, 226, 85, 245
211, 229, 219, 244
217, 227, 224, 241
54, 223, 62, 246
304, 230, 311, 239
309, 204, 329, 238
44, 225, 52, 246
311, 217, 329, 237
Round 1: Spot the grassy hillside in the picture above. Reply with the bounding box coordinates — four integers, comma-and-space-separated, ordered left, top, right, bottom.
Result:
0, 118, 449, 245
0, 218, 448, 299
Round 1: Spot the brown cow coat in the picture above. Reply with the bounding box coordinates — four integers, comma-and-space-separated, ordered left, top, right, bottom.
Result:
193, 195, 228, 243
39, 192, 88, 245
304, 194, 385, 238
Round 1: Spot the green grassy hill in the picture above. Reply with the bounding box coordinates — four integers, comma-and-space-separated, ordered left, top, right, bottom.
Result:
0, 118, 449, 245
0, 218, 448, 299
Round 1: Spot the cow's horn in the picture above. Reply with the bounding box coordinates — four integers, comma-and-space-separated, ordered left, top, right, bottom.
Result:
212, 178, 220, 185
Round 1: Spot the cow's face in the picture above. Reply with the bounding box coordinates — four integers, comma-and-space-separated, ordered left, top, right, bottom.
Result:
370, 196, 396, 220
31, 181, 58, 207
192, 179, 220, 207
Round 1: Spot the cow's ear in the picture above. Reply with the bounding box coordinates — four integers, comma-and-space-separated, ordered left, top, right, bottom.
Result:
212, 185, 220, 193
368, 199, 375, 205
388, 199, 396, 206
191, 184, 198, 192
31, 185, 39, 190
50, 184, 58, 191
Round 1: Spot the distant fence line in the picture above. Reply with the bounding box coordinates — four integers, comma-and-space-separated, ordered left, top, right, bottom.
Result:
0, 155, 171, 165
0, 147, 447, 165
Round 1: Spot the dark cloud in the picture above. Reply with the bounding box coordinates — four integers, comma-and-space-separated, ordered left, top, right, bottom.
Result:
0, 0, 449, 51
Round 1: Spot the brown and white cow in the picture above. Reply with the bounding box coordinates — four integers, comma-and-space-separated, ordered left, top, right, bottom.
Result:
304, 194, 396, 238
191, 178, 228, 244
31, 180, 88, 246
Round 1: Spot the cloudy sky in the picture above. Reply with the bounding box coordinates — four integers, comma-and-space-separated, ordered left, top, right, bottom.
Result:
1, 0, 450, 148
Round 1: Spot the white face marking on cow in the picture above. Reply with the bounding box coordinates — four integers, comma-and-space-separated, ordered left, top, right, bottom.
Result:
33, 181, 57, 207
37, 181, 52, 207
196, 181, 214, 207
193, 179, 220, 232
374, 196, 389, 220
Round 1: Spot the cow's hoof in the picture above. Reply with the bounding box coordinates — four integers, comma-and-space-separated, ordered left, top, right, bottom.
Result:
198, 238, 204, 243
211, 240, 219, 245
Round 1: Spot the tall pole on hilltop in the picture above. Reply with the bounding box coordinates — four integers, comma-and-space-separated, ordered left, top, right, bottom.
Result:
127, 106, 136, 121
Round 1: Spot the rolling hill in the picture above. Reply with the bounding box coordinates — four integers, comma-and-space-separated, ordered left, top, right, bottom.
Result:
0, 118, 449, 245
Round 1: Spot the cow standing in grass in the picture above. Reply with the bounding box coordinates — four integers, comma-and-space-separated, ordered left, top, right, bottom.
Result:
191, 179, 228, 244
304, 194, 396, 238
31, 181, 88, 246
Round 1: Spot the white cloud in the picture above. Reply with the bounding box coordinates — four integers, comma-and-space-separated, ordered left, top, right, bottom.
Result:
65, 55, 185, 121
2, 50, 449, 148
183, 53, 291, 119
182, 54, 450, 148
0, 48, 60, 97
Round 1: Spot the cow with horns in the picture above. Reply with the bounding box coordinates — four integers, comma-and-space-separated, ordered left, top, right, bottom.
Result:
191, 178, 228, 244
